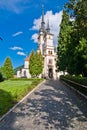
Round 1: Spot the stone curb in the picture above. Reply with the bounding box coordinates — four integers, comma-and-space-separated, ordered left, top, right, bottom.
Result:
62, 80, 87, 100
0, 80, 46, 122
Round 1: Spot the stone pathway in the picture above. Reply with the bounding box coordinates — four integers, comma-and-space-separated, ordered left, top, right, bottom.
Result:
0, 80, 87, 130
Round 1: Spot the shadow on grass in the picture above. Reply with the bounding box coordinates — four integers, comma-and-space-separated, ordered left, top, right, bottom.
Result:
0, 80, 87, 130
0, 89, 16, 117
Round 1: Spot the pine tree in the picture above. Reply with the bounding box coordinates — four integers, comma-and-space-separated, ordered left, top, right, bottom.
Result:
3, 57, 14, 79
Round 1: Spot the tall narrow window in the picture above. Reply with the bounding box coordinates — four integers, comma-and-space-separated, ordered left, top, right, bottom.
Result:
48, 51, 53, 55
51, 51, 52, 55
49, 59, 53, 64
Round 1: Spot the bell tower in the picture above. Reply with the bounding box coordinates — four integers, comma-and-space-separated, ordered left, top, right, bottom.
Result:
38, 5, 45, 54
37, 7, 57, 79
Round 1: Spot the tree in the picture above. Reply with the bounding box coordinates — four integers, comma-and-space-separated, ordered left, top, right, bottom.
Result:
69, 0, 87, 76
74, 0, 87, 76
29, 51, 43, 77
57, 11, 72, 72
57, 0, 87, 76
3, 57, 14, 79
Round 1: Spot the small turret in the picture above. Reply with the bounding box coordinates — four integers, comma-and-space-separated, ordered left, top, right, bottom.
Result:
46, 19, 50, 34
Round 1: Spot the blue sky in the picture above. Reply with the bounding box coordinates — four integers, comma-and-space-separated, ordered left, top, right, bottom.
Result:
0, 0, 68, 68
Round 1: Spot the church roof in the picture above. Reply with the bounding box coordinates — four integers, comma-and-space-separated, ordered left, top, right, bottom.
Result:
25, 57, 29, 61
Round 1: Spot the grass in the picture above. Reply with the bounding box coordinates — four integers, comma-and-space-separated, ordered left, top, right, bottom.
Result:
0, 78, 43, 116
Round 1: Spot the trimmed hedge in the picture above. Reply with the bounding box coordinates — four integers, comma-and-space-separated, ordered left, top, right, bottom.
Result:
60, 75, 87, 86
60, 75, 87, 96
10, 78, 44, 81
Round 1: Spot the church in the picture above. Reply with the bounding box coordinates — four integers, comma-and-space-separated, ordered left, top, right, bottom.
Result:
17, 7, 58, 79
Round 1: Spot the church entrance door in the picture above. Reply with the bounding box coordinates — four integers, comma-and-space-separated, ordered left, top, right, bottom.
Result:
24, 70, 27, 78
48, 68, 53, 78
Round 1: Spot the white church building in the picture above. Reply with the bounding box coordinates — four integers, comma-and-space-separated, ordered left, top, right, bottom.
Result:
17, 7, 60, 79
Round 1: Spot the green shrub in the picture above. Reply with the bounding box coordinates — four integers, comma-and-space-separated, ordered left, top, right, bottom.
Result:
60, 75, 87, 96
0, 72, 4, 82
60, 75, 87, 86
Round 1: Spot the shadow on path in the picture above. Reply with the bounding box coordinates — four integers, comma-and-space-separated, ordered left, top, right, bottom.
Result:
0, 80, 87, 130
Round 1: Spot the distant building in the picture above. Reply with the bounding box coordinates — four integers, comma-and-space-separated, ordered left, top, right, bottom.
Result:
17, 57, 31, 78
17, 7, 58, 79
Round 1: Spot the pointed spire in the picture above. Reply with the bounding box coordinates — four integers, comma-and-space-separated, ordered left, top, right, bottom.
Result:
46, 19, 50, 34
39, 5, 45, 33
42, 5, 44, 23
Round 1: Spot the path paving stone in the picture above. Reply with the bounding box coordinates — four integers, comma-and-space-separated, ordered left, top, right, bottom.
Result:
0, 80, 87, 130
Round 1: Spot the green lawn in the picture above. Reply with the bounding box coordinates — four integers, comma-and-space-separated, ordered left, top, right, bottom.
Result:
0, 78, 43, 116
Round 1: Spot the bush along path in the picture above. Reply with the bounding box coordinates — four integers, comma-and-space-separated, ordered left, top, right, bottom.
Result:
60, 75, 87, 97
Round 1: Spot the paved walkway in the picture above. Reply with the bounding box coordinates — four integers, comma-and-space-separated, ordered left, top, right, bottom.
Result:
0, 80, 87, 130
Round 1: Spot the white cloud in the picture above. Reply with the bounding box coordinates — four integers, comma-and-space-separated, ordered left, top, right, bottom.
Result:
31, 33, 38, 43
17, 51, 26, 56
0, 0, 21, 13
0, 0, 39, 13
10, 46, 23, 51
31, 10, 62, 46
0, 0, 31, 13
12, 31, 23, 37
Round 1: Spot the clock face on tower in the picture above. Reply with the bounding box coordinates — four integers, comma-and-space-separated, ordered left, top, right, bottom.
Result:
47, 35, 53, 40
50, 36, 53, 39
46, 35, 53, 40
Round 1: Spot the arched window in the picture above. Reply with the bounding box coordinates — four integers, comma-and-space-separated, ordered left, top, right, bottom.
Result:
48, 50, 53, 55
49, 59, 53, 64
51, 51, 52, 55
24, 70, 27, 78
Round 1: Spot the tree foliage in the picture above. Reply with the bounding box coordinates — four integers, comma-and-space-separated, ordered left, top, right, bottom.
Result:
57, 11, 72, 71
29, 51, 43, 77
3, 57, 14, 79
57, 0, 87, 76
0, 68, 4, 82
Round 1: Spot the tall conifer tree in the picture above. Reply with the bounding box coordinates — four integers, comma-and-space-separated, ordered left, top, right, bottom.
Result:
3, 57, 14, 79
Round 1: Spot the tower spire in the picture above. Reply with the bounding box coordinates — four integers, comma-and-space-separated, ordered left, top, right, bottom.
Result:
42, 5, 44, 24
39, 5, 45, 33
